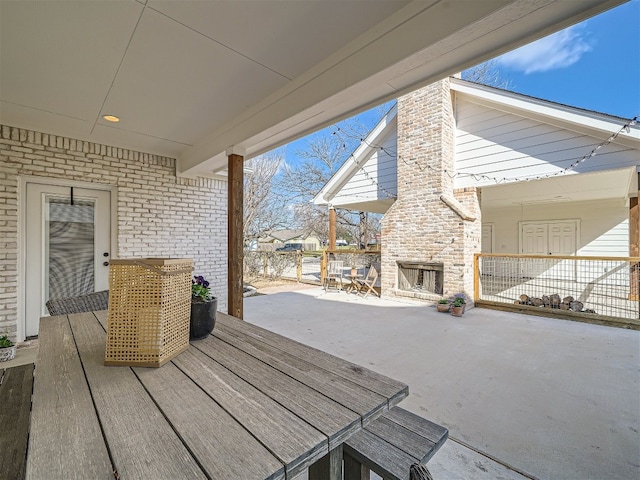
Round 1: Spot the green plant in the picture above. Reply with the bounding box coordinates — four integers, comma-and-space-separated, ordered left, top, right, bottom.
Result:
0, 335, 13, 348
438, 298, 449, 304
452, 296, 466, 307
192, 275, 212, 302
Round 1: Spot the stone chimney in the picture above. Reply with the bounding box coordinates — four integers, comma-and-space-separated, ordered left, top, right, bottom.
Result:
381, 78, 480, 303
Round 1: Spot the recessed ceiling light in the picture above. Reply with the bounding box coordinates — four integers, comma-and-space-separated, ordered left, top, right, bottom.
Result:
102, 115, 120, 123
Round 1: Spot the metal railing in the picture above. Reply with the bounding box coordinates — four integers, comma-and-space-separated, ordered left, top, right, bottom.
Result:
474, 254, 640, 325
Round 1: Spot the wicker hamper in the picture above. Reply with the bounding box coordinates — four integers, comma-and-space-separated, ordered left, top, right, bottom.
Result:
105, 258, 193, 367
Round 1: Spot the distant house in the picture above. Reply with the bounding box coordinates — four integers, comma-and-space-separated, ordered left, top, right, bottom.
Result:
314, 77, 639, 302
259, 229, 322, 251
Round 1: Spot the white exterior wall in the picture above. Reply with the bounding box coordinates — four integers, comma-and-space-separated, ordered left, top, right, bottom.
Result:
483, 199, 628, 256
454, 99, 639, 188
0, 125, 228, 341
332, 128, 397, 204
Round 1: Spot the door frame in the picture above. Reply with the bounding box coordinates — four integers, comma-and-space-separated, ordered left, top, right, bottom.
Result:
18, 175, 118, 341
481, 223, 494, 254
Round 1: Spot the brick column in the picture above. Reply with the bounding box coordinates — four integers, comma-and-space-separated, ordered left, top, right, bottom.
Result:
381, 78, 480, 302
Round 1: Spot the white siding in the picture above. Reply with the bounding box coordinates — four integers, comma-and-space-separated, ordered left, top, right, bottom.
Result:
483, 199, 628, 257
579, 218, 629, 256
454, 99, 639, 188
332, 126, 397, 204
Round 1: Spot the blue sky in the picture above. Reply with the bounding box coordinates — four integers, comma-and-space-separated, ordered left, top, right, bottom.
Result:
492, 0, 639, 119
284, 1, 639, 162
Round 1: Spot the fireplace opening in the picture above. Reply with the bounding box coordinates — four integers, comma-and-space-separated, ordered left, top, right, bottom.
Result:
398, 262, 443, 295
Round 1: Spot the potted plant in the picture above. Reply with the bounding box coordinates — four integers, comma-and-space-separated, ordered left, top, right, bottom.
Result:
0, 335, 16, 362
190, 275, 218, 340
450, 295, 466, 317
436, 298, 450, 313
350, 263, 358, 277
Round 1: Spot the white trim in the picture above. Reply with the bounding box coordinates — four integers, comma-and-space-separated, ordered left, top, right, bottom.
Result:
482, 223, 495, 254
18, 175, 118, 341
226, 146, 246, 157
313, 104, 397, 205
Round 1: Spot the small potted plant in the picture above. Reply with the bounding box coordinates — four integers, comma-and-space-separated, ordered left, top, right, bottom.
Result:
0, 335, 16, 362
190, 275, 218, 340
436, 298, 450, 313
450, 295, 466, 317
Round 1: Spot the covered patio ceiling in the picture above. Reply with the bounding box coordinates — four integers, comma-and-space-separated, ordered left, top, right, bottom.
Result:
481, 166, 638, 209
318, 167, 637, 214
0, 0, 624, 177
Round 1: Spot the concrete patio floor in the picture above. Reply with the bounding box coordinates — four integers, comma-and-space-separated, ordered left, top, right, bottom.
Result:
245, 285, 640, 480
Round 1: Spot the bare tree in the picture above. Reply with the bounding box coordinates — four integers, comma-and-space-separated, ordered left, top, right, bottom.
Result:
276, 115, 384, 245
461, 59, 513, 89
243, 150, 288, 245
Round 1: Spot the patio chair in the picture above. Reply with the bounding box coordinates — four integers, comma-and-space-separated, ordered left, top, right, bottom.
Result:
355, 264, 379, 298
46, 290, 109, 316
324, 260, 344, 292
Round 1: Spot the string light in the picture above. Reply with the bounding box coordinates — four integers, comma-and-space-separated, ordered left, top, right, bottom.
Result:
330, 126, 398, 199
330, 114, 638, 188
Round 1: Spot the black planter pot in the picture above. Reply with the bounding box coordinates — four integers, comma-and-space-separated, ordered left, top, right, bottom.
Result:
189, 298, 217, 340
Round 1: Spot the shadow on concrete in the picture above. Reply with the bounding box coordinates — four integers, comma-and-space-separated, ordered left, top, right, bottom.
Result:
245, 287, 640, 480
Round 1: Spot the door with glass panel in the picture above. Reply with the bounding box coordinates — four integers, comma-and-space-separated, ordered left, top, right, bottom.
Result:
25, 183, 111, 337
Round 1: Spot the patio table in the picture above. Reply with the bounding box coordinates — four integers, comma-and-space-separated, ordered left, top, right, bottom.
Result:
26, 310, 408, 479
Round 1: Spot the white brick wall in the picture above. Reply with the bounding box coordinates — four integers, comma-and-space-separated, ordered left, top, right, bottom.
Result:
0, 125, 228, 340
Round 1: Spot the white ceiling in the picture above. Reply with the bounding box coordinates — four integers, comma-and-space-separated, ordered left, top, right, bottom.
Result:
322, 167, 636, 214
0, 0, 624, 177
481, 167, 637, 209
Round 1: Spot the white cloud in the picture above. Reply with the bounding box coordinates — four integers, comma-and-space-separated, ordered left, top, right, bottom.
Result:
496, 25, 592, 74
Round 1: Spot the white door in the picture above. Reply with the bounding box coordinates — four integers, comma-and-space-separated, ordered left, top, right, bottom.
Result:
520, 221, 577, 280
25, 183, 111, 337
521, 223, 548, 255
520, 221, 577, 256
548, 222, 576, 256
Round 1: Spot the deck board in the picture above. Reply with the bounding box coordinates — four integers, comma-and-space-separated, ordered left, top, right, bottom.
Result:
192, 334, 361, 450
27, 316, 113, 479
215, 321, 391, 421
68, 312, 207, 479
217, 313, 408, 403
0, 363, 34, 480
173, 345, 327, 478
383, 406, 449, 459
134, 360, 285, 480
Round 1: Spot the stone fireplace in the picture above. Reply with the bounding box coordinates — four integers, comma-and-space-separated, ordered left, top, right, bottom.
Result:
381, 78, 481, 303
